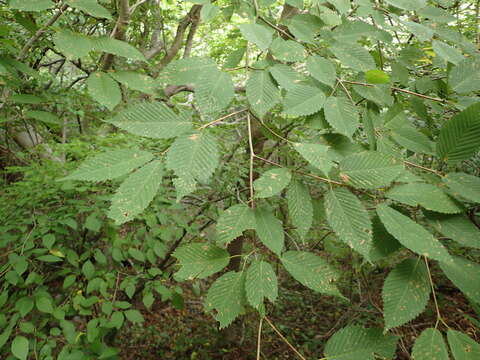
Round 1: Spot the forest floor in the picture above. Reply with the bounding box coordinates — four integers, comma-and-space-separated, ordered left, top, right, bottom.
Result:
115, 264, 480, 360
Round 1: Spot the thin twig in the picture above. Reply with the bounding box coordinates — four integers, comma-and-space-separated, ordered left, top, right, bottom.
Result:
198, 109, 247, 130
424, 256, 449, 329
264, 317, 306, 360
256, 317, 264, 360
404, 160, 442, 176
247, 113, 256, 208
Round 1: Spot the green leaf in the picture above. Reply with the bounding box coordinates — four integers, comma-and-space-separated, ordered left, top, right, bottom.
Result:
254, 168, 291, 198
10, 0, 53, 11
306, 55, 336, 87
66, 0, 112, 19
270, 38, 305, 62
200, 3, 220, 22
11, 336, 29, 360
287, 14, 322, 44
86, 72, 121, 110
128, 248, 145, 262
439, 256, 480, 303
173, 243, 229, 280
365, 69, 390, 84
286, 0, 303, 8
216, 204, 255, 246
324, 325, 398, 360
173, 176, 196, 202
281, 251, 343, 297
283, 85, 326, 117
82, 260, 95, 279
339, 151, 403, 189
433, 40, 464, 65
391, 127, 435, 154
62, 149, 153, 181
195, 68, 234, 119
293, 142, 333, 175
443, 172, 480, 203
330, 42, 375, 72
238, 24, 273, 51
36, 297, 54, 314
426, 212, 480, 249
385, 0, 426, 10
324, 96, 360, 138
376, 204, 452, 263
447, 329, 480, 360
382, 258, 431, 330
318, 6, 342, 27
166, 132, 219, 182
124, 309, 144, 323
286, 180, 313, 240
92, 37, 146, 62
269, 64, 307, 90
352, 83, 393, 106
246, 70, 281, 119
326, 0, 350, 14
25, 110, 61, 125
254, 208, 284, 256
449, 58, 480, 93
205, 271, 246, 328
325, 188, 373, 259
10, 94, 44, 104
108, 161, 164, 224
245, 260, 278, 308
402, 20, 434, 42
109, 71, 156, 94
53, 30, 94, 59
412, 328, 449, 360
369, 216, 402, 262
159, 57, 217, 85
16, 297, 34, 317
437, 103, 480, 165
385, 183, 463, 214
106, 102, 192, 139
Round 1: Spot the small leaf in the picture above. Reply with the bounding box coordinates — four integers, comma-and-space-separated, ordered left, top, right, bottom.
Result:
437, 103, 480, 165
449, 58, 480, 93
412, 328, 449, 360
246, 70, 281, 119
376, 204, 452, 263
325, 188, 373, 259
200, 3, 220, 22
108, 161, 164, 225
62, 149, 153, 181
86, 72, 121, 110
386, 183, 463, 214
339, 151, 403, 189
159, 57, 217, 85
281, 251, 343, 297
166, 132, 219, 182
324, 96, 360, 138
385, 0, 426, 10
205, 271, 246, 328
286, 180, 313, 240
254, 168, 291, 198
270, 38, 305, 62
283, 85, 326, 117
439, 256, 480, 303
124, 309, 144, 323
195, 68, 235, 119
238, 23, 273, 51
245, 260, 278, 308
293, 142, 333, 175
92, 37, 146, 62
109, 71, 156, 94
447, 329, 480, 360
330, 42, 375, 72
66, 0, 112, 19
324, 325, 398, 360
426, 212, 480, 249
432, 40, 464, 65
443, 172, 480, 203
11, 336, 29, 360
306, 55, 336, 87
216, 204, 255, 246
173, 243, 229, 280
106, 102, 192, 139
365, 69, 390, 84
382, 259, 431, 330
53, 30, 94, 59
254, 208, 284, 256
10, 0, 53, 11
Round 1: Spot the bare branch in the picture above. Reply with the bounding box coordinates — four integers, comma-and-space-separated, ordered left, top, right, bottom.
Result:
101, 0, 131, 70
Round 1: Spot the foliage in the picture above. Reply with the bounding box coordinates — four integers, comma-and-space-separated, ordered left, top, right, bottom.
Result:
1, 0, 480, 359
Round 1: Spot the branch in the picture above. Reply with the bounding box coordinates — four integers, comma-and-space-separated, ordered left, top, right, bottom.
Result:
101, 0, 131, 71
183, 13, 201, 58
18, 4, 68, 61
153, 5, 202, 77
